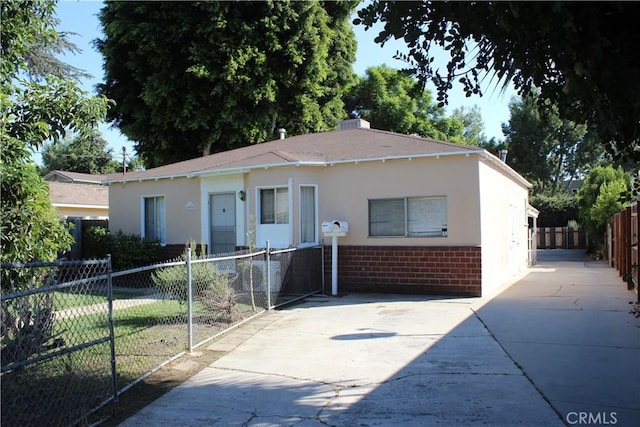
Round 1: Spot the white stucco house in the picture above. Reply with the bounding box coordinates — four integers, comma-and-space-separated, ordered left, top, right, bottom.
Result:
105, 119, 536, 296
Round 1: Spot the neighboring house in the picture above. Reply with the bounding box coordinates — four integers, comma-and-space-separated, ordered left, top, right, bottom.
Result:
45, 170, 110, 219
44, 170, 108, 185
562, 179, 583, 195
47, 181, 109, 219
105, 119, 536, 297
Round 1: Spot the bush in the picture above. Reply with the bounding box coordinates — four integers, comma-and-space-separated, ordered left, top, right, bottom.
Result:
529, 193, 579, 227
1, 293, 59, 367
83, 226, 161, 270
152, 244, 239, 322
577, 165, 631, 251
84, 226, 111, 259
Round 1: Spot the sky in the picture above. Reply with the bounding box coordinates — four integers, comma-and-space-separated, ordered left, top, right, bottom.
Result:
49, 0, 517, 165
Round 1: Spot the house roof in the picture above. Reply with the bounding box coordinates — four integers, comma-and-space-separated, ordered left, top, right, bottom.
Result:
44, 170, 110, 184
104, 127, 530, 188
48, 181, 109, 208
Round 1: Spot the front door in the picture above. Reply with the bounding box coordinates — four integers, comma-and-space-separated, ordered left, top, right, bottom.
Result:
210, 193, 236, 255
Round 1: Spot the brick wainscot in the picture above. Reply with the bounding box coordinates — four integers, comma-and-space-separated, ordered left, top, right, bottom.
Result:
324, 246, 482, 297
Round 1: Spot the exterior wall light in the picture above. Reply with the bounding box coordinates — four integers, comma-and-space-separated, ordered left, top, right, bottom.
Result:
238, 190, 246, 201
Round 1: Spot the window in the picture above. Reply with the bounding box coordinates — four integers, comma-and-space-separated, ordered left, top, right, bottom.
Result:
369, 196, 447, 237
143, 196, 166, 244
300, 186, 317, 243
260, 187, 288, 224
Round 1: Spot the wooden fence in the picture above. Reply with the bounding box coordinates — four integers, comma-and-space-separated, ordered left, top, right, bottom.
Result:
63, 218, 109, 259
608, 201, 639, 293
537, 226, 586, 249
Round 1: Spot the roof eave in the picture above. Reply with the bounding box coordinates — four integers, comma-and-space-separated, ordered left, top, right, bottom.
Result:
479, 150, 532, 188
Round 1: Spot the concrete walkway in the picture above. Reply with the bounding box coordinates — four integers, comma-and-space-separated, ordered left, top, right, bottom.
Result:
474, 250, 640, 426
119, 250, 639, 426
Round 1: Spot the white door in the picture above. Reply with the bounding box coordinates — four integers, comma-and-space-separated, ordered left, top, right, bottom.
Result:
210, 193, 236, 255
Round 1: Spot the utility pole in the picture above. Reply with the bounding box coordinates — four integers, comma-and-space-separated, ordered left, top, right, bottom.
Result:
122, 146, 127, 175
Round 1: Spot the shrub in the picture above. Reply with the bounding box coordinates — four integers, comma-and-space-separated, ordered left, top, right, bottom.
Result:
151, 244, 239, 322
110, 231, 161, 270
529, 193, 579, 227
0, 264, 64, 367
83, 227, 161, 270
84, 225, 111, 259
577, 165, 631, 251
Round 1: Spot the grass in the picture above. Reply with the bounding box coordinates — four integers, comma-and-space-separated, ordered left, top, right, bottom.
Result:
53, 289, 148, 310
3, 289, 263, 427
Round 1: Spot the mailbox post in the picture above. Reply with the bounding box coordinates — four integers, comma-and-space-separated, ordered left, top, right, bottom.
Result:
321, 220, 348, 296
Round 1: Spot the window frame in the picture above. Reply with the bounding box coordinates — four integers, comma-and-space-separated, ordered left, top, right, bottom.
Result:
299, 184, 318, 245
259, 186, 289, 225
368, 195, 448, 238
141, 194, 166, 245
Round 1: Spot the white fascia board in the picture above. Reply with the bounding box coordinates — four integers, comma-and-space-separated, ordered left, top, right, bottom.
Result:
105, 150, 499, 182
104, 173, 194, 185
479, 150, 532, 188
52, 203, 109, 209
190, 151, 485, 176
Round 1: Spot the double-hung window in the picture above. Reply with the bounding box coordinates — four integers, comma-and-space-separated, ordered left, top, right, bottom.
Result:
142, 195, 166, 244
369, 196, 447, 237
260, 187, 289, 224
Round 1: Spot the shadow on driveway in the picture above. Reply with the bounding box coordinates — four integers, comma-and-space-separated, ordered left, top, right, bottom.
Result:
119, 250, 639, 426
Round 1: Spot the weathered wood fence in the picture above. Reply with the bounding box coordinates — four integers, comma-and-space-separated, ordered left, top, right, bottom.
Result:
608, 201, 639, 293
537, 226, 586, 249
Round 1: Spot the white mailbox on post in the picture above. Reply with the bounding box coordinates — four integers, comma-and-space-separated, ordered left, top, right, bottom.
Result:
322, 220, 348, 296
322, 220, 348, 237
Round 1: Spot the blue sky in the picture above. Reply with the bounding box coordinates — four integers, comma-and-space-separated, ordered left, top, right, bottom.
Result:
50, 0, 517, 164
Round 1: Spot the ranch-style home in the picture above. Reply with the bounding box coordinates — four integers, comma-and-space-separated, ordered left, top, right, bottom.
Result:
105, 119, 537, 297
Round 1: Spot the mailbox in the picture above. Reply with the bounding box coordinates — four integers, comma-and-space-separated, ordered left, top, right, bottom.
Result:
322, 220, 348, 236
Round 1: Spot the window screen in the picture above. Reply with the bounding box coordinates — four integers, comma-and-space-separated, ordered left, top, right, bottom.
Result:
369, 196, 447, 237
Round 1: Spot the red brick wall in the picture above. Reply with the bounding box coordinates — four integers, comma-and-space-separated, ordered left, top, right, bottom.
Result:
324, 245, 482, 296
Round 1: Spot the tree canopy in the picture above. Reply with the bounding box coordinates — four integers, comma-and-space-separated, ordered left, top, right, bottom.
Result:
503, 94, 603, 195
344, 65, 462, 140
41, 133, 120, 174
577, 166, 631, 251
1, 0, 110, 271
97, 0, 358, 168
355, 1, 640, 162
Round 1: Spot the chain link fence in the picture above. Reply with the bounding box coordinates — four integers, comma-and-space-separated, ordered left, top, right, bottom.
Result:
1, 259, 115, 427
1, 244, 323, 426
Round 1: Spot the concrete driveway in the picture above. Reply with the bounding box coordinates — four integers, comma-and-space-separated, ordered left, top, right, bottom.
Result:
120, 250, 639, 426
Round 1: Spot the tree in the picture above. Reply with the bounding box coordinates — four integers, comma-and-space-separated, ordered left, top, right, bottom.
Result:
529, 193, 579, 228
450, 105, 487, 147
503, 95, 603, 195
355, 1, 640, 162
41, 133, 120, 174
1, 0, 111, 274
97, 1, 357, 168
344, 65, 464, 140
576, 166, 631, 252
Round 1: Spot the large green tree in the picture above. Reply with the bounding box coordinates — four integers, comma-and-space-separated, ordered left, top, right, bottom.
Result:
355, 1, 640, 162
41, 133, 120, 174
450, 105, 487, 147
1, 0, 110, 272
503, 95, 603, 195
97, 0, 357, 168
343, 65, 465, 140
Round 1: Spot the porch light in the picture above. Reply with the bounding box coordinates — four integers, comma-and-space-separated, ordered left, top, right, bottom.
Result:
238, 190, 246, 201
